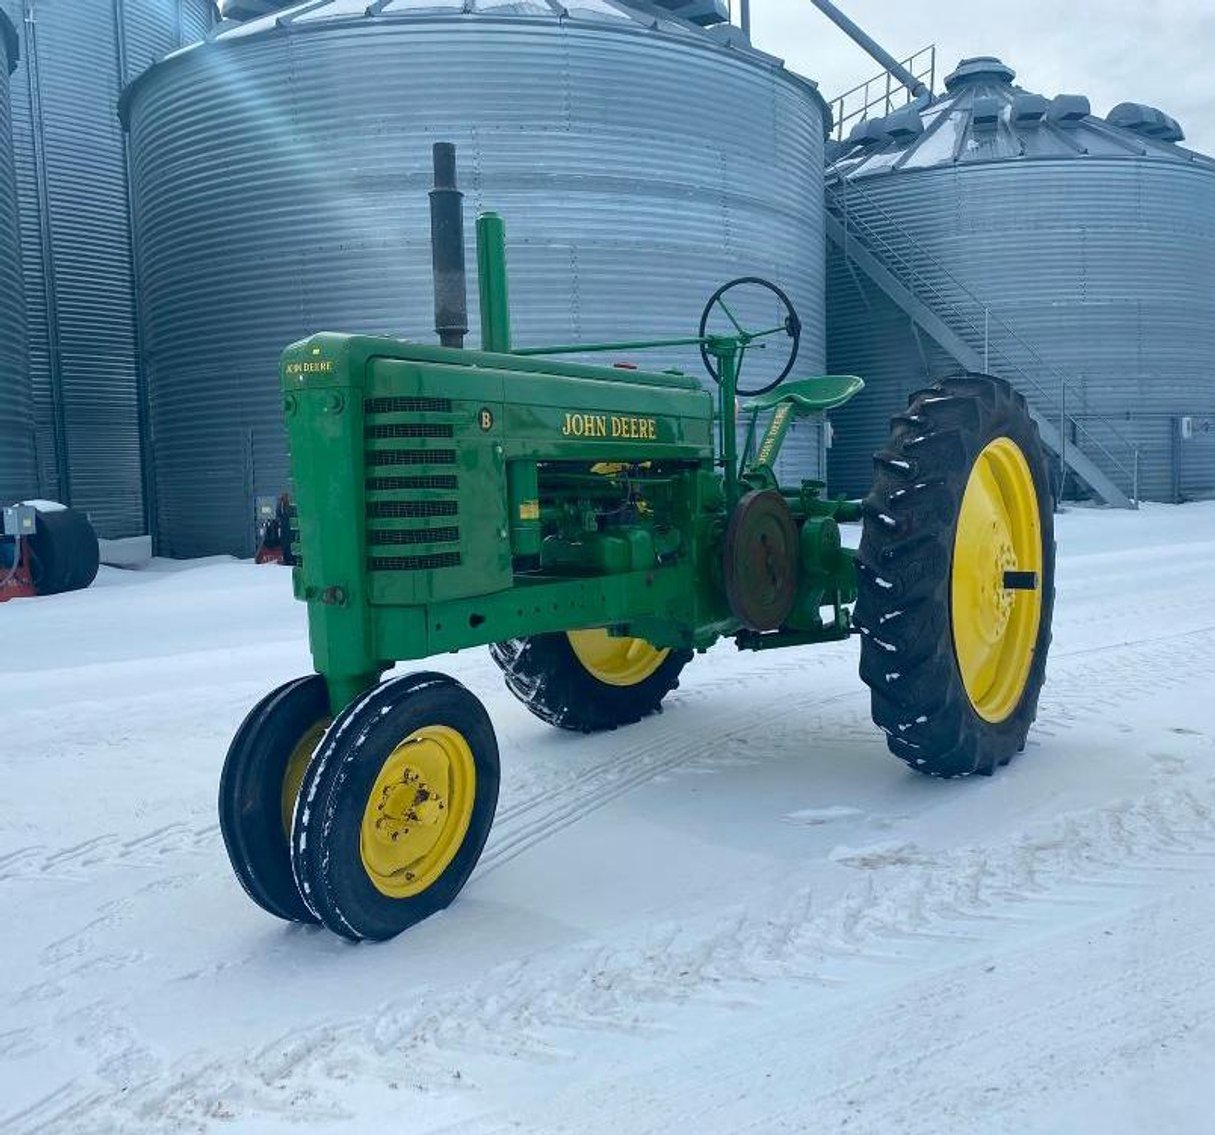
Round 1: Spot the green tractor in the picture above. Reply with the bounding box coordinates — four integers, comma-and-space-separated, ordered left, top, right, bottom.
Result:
220, 145, 1054, 941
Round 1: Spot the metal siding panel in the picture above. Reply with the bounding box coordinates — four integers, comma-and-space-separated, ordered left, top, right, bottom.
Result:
7, 4, 60, 500
126, 15, 826, 557
35, 0, 143, 534
0, 20, 36, 502
4, 0, 212, 534
177, 0, 212, 43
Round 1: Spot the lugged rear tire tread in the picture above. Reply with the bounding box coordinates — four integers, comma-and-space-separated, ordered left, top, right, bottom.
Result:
855, 372, 1056, 778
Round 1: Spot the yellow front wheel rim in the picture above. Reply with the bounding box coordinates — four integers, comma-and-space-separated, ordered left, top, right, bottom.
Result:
566, 629, 669, 687
281, 720, 328, 837
951, 437, 1044, 723
359, 725, 477, 899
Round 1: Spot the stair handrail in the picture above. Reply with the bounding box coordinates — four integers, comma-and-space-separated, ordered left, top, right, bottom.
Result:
829, 46, 936, 142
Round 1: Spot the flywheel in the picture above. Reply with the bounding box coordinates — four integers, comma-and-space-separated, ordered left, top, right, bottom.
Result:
723, 489, 799, 632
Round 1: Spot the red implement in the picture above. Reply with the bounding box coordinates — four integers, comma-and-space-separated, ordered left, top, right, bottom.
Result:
0, 539, 38, 602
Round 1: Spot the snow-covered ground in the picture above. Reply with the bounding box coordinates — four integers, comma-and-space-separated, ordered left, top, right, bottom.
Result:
2, 502, 1214, 1134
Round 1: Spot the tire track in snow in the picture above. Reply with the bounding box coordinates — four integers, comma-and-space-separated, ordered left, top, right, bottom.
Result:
489, 640, 856, 815
460, 904, 1215, 1135
0, 823, 219, 886
478, 625, 1215, 879
1035, 625, 1215, 740
477, 681, 864, 877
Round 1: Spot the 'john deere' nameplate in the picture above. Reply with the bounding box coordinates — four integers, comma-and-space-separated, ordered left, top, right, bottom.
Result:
561, 412, 658, 440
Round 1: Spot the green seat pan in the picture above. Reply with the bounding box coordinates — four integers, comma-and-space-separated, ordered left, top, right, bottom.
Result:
739, 375, 865, 415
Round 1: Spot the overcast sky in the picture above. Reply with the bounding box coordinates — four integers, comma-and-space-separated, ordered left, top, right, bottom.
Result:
745, 0, 1215, 154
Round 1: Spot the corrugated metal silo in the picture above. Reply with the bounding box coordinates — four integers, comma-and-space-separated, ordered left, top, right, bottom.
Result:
0, 7, 35, 504
825, 57, 1215, 503
3, 0, 214, 535
120, 0, 830, 557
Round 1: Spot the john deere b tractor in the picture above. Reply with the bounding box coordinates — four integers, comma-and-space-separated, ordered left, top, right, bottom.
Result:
220, 146, 1054, 942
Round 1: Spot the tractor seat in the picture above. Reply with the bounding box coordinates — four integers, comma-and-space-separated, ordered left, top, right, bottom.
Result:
739, 375, 865, 417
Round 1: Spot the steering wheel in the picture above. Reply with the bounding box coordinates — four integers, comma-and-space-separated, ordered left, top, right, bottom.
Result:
698, 276, 801, 396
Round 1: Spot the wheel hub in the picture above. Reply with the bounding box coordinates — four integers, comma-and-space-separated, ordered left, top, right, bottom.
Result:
371, 767, 448, 843
991, 537, 1017, 632
360, 726, 476, 898
972, 522, 1017, 646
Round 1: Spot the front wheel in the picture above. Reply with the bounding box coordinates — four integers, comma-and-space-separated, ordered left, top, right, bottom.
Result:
854, 373, 1055, 777
290, 673, 499, 942
219, 675, 330, 923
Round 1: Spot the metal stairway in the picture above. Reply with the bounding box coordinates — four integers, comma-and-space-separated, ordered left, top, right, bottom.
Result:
825, 173, 1140, 508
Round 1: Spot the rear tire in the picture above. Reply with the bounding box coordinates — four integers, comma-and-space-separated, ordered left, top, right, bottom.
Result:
490, 631, 692, 733
854, 373, 1055, 777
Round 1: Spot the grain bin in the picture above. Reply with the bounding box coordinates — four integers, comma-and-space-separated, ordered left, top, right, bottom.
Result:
3, 0, 214, 536
0, 6, 34, 505
825, 57, 1215, 502
120, 0, 830, 557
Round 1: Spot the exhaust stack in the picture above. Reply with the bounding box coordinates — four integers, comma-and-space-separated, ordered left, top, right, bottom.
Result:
429, 142, 469, 349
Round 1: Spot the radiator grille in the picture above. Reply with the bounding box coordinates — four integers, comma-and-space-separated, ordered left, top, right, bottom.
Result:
367, 500, 458, 519
369, 552, 462, 572
366, 422, 454, 440
367, 474, 458, 492
363, 397, 463, 574
368, 449, 456, 466
365, 396, 453, 414
368, 526, 460, 546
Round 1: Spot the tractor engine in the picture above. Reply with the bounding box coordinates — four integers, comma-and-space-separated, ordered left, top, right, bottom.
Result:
356, 362, 712, 586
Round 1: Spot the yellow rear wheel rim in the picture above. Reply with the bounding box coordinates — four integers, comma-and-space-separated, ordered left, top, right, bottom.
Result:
951, 437, 1043, 723
566, 629, 669, 687
359, 725, 477, 899
281, 720, 328, 837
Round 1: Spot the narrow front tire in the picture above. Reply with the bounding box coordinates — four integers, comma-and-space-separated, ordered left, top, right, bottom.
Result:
291, 673, 500, 942
219, 675, 330, 923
